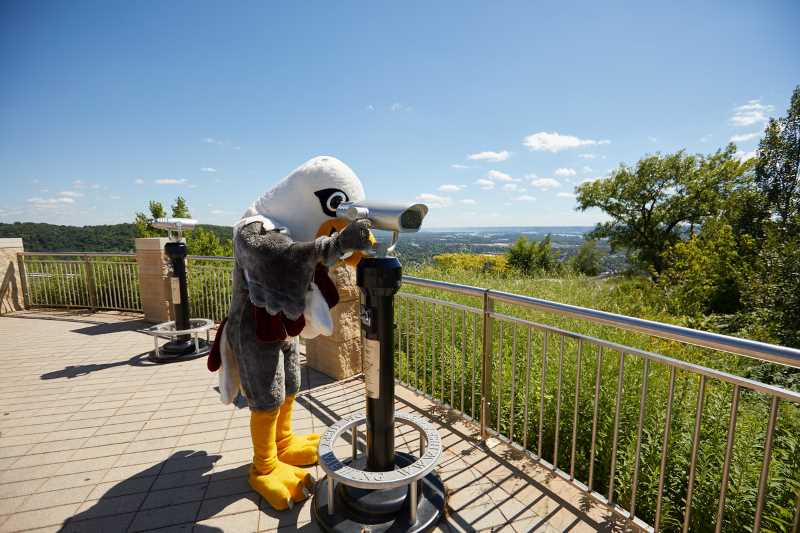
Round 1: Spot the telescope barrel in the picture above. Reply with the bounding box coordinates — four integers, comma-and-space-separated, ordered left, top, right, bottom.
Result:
336, 202, 428, 233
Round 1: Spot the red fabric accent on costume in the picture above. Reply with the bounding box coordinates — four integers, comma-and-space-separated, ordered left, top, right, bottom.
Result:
314, 265, 340, 309
252, 304, 287, 342
282, 314, 306, 337
207, 317, 227, 372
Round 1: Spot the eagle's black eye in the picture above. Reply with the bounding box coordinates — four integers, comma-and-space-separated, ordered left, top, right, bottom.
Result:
314, 188, 349, 217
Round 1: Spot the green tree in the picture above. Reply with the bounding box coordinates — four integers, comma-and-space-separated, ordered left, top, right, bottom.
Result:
576, 146, 748, 276
755, 85, 800, 229
171, 196, 191, 218
506, 235, 560, 275
187, 226, 233, 256
569, 239, 604, 276
133, 201, 167, 238
661, 221, 754, 315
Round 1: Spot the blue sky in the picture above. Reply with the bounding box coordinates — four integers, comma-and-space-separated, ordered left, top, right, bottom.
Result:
1, 1, 798, 228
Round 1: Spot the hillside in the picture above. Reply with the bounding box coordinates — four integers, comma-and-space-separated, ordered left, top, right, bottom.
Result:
0, 222, 234, 253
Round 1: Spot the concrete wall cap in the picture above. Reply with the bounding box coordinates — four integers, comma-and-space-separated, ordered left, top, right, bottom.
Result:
135, 237, 170, 251
0, 238, 24, 249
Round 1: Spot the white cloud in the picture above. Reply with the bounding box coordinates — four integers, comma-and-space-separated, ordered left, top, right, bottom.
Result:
155, 178, 188, 185
109, 195, 121, 200
475, 179, 495, 190
451, 164, 470, 169
502, 183, 519, 192
730, 132, 761, 143
516, 195, 536, 202
648, 136, 658, 143
135, 178, 144, 185
582, 166, 592, 173
72, 179, 84, 187
416, 193, 451, 208
700, 134, 712, 143
735, 150, 757, 162
58, 191, 83, 197
204, 137, 223, 145
437, 184, 464, 192
210, 209, 226, 215
730, 100, 774, 127
27, 196, 75, 207
200, 167, 217, 173
390, 102, 411, 112
467, 150, 510, 162
557, 192, 577, 199
522, 132, 610, 153
530, 177, 560, 190
578, 153, 597, 160
366, 104, 375, 112
460, 199, 477, 205
554, 167, 576, 177
487, 170, 514, 182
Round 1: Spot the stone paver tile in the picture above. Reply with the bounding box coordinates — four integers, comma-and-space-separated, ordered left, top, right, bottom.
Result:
55, 455, 119, 477
36, 469, 109, 493
73, 492, 147, 521
60, 511, 136, 533
0, 502, 80, 533
128, 501, 200, 532
0, 478, 48, 498
93, 421, 146, 436
257, 496, 313, 532
100, 463, 162, 484
125, 436, 180, 455
114, 448, 172, 468
205, 475, 253, 500
81, 431, 140, 448
175, 430, 227, 448
150, 468, 211, 492
16, 485, 94, 513
197, 510, 259, 532
0, 445, 33, 460
11, 450, 76, 470
220, 437, 251, 453
197, 493, 259, 521
0, 464, 55, 484
28, 437, 90, 455
139, 483, 208, 510
70, 443, 129, 462
88, 475, 157, 500
0, 496, 26, 516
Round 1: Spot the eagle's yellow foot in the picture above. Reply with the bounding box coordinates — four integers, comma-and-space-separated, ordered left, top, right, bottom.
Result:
276, 395, 320, 466
249, 408, 314, 511
278, 433, 320, 466
249, 461, 314, 511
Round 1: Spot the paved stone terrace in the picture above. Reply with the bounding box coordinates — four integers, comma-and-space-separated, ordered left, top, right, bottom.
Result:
0, 310, 619, 532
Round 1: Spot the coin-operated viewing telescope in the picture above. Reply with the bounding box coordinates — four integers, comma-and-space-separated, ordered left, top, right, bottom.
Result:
151, 218, 199, 359
313, 201, 446, 533
336, 201, 428, 256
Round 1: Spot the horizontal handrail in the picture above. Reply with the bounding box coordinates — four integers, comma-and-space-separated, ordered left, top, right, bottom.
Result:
403, 275, 800, 368
188, 255, 234, 261
18, 251, 135, 257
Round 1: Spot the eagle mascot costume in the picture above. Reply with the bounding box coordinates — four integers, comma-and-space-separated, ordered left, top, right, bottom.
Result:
208, 156, 374, 511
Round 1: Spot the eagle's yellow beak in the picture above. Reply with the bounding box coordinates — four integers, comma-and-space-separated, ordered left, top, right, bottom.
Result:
316, 219, 376, 266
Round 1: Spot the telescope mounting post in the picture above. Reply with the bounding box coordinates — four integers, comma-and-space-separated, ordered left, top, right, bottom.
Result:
313, 212, 445, 533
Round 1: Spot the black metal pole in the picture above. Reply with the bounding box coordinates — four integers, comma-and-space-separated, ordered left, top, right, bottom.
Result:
160, 241, 194, 356
357, 256, 402, 472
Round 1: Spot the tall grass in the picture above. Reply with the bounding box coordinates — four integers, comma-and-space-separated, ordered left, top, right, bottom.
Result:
396, 264, 800, 533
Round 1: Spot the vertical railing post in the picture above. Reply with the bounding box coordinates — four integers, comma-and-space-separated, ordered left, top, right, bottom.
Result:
480, 289, 493, 442
16, 253, 30, 309
84, 256, 97, 311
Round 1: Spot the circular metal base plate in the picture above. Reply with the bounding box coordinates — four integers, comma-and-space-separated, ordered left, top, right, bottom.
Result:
312, 452, 446, 533
149, 339, 210, 363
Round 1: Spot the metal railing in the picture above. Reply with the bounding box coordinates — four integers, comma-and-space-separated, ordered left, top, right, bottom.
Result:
186, 256, 235, 322
396, 276, 800, 533
18, 252, 142, 312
